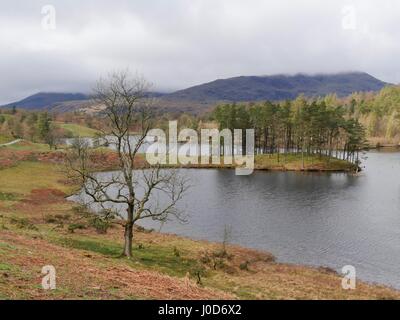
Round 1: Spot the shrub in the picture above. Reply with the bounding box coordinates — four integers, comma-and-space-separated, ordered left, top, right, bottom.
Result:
189, 264, 206, 285
9, 217, 38, 230
44, 215, 58, 223
239, 261, 250, 271
173, 246, 181, 257
89, 216, 111, 234
55, 214, 71, 220
67, 223, 86, 233
199, 254, 211, 265
72, 204, 89, 215
0, 192, 17, 201
136, 225, 154, 233
44, 214, 70, 225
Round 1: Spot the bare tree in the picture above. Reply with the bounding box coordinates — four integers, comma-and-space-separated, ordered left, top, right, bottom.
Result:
65, 71, 188, 258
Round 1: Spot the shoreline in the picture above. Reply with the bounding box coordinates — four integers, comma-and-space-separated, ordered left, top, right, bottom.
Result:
133, 225, 400, 292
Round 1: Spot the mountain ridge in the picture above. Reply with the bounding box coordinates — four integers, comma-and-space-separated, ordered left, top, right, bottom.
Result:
2, 92, 90, 109
165, 72, 389, 102
2, 72, 390, 113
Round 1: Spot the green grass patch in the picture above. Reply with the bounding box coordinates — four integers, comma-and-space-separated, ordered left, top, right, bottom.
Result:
0, 161, 73, 196
55, 235, 199, 277
133, 244, 198, 277
0, 192, 18, 201
57, 237, 121, 256
0, 263, 14, 271
3, 141, 50, 151
56, 123, 100, 138
0, 242, 17, 250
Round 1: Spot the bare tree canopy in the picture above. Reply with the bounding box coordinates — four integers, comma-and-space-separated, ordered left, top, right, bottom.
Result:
65, 71, 188, 258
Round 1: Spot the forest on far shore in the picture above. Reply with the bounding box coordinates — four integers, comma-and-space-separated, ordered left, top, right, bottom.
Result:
1, 85, 400, 158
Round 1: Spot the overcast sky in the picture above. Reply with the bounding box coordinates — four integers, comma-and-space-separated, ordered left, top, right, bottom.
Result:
1, 0, 400, 104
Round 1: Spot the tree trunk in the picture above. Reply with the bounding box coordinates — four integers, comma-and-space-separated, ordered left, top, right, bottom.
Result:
231, 129, 235, 156
242, 131, 246, 156
123, 205, 134, 258
123, 221, 133, 257
264, 128, 268, 154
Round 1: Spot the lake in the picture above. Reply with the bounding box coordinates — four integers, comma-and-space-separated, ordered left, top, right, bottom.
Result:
69, 150, 400, 289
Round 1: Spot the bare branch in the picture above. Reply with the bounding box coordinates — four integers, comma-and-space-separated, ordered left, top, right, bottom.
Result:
65, 70, 188, 258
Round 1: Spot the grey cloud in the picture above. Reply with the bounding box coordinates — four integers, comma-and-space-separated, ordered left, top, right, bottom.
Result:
1, 0, 400, 104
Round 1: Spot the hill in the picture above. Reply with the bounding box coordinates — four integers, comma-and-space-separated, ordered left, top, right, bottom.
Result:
164, 72, 388, 103
2, 92, 89, 110
1, 72, 389, 113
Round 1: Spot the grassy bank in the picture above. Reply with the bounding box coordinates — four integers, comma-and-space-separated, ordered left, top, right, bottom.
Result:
0, 140, 51, 152
0, 155, 398, 299
55, 122, 100, 138
255, 153, 355, 171
169, 153, 357, 172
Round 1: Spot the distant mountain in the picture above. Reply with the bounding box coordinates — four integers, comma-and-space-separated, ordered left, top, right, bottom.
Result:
1, 72, 389, 113
2, 92, 90, 110
1, 91, 167, 112
163, 72, 388, 103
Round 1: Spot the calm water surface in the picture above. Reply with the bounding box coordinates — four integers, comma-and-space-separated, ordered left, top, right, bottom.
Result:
70, 151, 400, 288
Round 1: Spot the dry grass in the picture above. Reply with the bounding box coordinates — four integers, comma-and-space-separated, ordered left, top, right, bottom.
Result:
0, 230, 232, 300
165, 153, 356, 172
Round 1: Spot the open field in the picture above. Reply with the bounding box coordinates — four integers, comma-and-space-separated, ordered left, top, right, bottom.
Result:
0, 140, 51, 152
0, 148, 398, 299
55, 122, 100, 137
